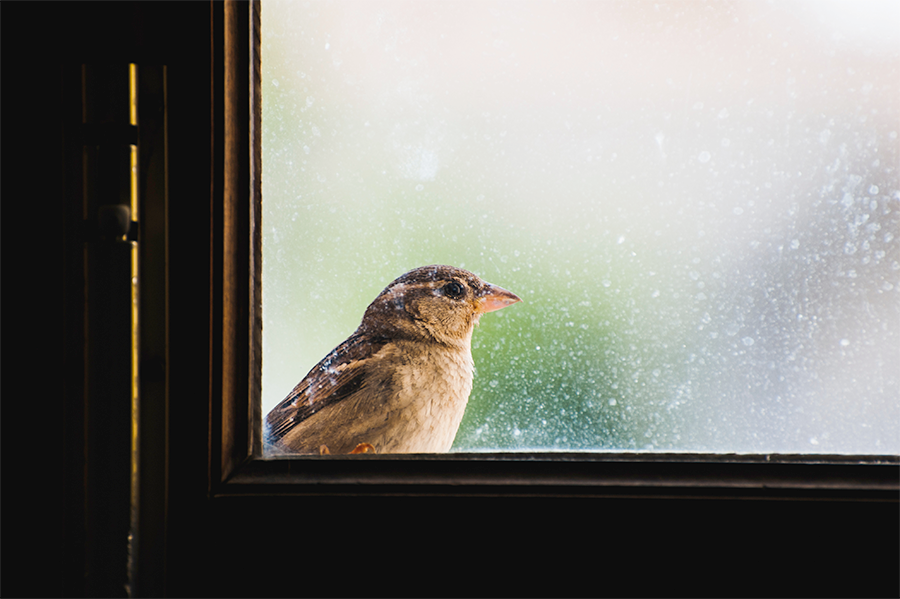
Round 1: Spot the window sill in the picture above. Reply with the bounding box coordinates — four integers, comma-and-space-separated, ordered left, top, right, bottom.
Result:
216, 452, 899, 499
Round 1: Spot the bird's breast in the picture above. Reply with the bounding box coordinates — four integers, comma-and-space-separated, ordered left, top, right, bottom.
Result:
372, 341, 475, 453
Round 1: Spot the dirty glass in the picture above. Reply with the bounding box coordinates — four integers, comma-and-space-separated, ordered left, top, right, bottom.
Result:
260, 0, 899, 454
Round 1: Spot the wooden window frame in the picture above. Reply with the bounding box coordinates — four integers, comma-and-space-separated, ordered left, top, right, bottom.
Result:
211, 0, 897, 500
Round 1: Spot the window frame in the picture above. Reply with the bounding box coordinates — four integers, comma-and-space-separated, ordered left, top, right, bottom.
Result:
212, 0, 898, 500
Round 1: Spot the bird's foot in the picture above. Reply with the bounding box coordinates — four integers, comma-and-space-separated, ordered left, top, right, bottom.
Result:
318, 443, 376, 455
350, 443, 376, 454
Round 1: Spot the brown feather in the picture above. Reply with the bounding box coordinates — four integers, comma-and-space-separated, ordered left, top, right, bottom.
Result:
264, 332, 388, 445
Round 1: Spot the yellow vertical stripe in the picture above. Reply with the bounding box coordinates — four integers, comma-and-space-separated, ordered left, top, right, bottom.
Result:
128, 64, 140, 521
129, 63, 138, 125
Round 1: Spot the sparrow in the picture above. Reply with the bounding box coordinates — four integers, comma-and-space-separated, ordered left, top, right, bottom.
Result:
264, 265, 522, 454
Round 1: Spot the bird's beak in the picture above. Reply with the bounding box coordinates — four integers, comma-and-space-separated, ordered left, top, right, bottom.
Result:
476, 283, 522, 314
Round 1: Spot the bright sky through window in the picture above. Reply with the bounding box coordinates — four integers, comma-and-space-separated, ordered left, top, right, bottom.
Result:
261, 0, 899, 454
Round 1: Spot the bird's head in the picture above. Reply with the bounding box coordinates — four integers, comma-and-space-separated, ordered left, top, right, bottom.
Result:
360, 265, 522, 347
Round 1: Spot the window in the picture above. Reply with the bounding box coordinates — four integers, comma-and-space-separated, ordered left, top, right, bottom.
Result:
259, 0, 898, 455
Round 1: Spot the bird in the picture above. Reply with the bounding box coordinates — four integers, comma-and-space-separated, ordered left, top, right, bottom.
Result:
264, 265, 522, 455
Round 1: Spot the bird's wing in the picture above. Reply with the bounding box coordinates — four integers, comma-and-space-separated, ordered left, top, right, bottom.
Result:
264, 332, 387, 444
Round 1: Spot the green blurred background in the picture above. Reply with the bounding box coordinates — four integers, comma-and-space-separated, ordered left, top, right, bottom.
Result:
261, 0, 899, 453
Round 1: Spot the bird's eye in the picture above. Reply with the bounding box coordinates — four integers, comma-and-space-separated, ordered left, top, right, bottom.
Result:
442, 281, 465, 299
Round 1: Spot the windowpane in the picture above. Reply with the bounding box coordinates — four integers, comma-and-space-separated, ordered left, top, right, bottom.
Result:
261, 0, 899, 453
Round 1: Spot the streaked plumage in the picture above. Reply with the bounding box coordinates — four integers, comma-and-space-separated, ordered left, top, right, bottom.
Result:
265, 265, 521, 454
